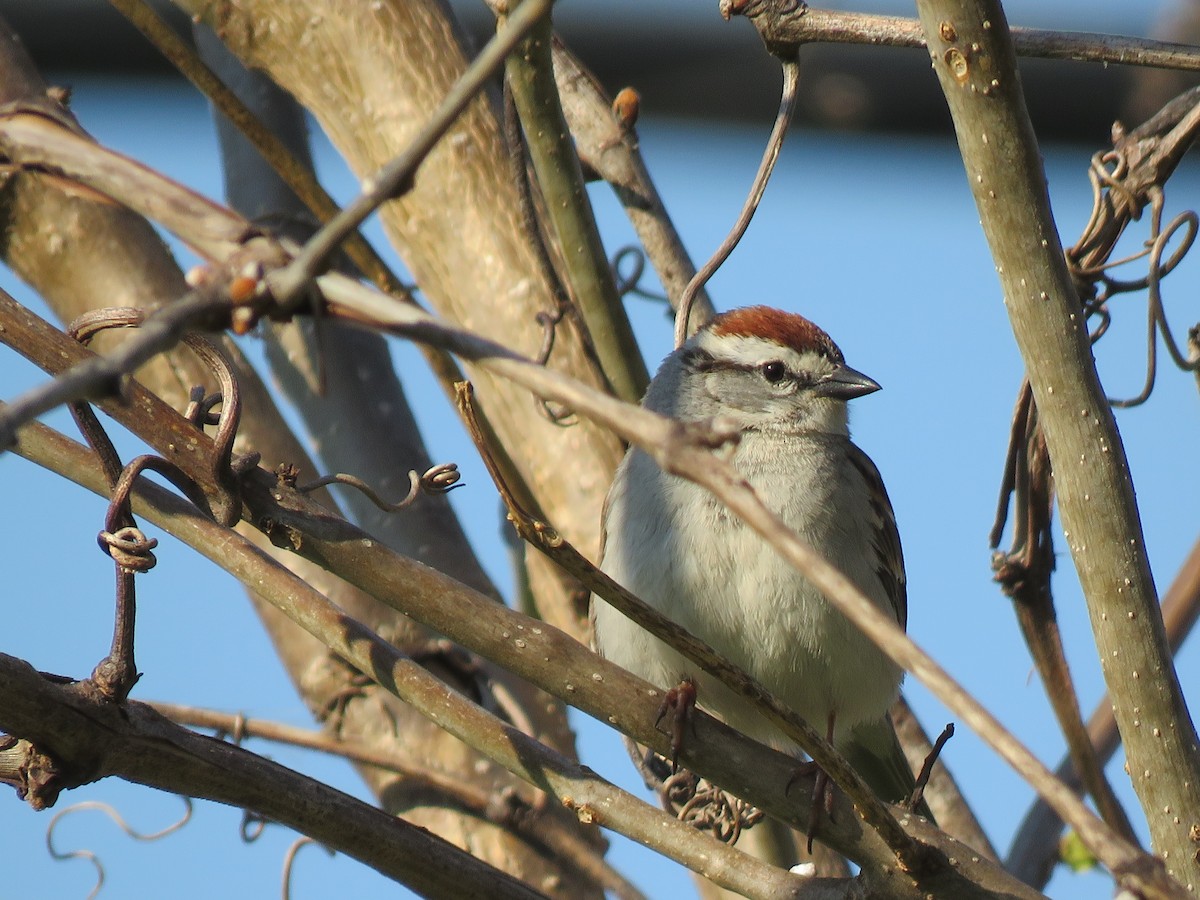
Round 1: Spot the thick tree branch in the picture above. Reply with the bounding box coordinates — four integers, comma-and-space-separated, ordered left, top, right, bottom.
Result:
911, 0, 1200, 893
174, 0, 625, 567
1008, 534, 1200, 887
0, 656, 545, 900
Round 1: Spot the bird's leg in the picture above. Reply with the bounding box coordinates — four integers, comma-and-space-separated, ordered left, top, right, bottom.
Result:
807, 712, 838, 853
654, 676, 697, 774
784, 712, 837, 854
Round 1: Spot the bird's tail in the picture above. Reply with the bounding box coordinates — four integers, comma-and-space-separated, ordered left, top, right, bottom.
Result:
842, 713, 937, 824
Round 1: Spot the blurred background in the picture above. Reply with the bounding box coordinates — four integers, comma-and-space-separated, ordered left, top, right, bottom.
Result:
1, 1, 1199, 898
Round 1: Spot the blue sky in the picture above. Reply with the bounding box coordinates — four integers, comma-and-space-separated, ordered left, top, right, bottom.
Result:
3, 7, 1200, 895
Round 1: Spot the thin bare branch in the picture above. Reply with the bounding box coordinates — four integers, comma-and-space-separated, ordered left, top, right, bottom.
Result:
890, 699, 996, 861
726, 2, 1200, 72
675, 60, 800, 347
503, 1, 648, 403
550, 37, 716, 323
268, 0, 554, 306
147, 702, 645, 900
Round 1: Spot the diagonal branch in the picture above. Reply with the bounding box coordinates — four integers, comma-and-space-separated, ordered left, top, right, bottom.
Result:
503, 0, 648, 403
145, 701, 645, 900
317, 274, 1156, 892
1, 297, 1044, 898
912, 0, 1200, 893
2, 414, 822, 900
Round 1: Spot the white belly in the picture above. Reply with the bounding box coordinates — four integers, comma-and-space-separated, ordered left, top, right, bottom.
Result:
593, 440, 901, 752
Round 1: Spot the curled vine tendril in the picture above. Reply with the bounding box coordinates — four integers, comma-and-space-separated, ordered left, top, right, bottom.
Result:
46, 797, 192, 900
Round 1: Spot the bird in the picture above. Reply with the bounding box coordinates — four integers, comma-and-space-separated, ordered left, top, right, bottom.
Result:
591, 305, 922, 832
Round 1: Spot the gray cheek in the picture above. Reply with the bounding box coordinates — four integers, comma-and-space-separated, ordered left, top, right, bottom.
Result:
706, 371, 802, 420
703, 371, 758, 411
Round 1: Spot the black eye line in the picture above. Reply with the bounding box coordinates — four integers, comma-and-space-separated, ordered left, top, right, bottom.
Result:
685, 348, 719, 373
687, 350, 814, 389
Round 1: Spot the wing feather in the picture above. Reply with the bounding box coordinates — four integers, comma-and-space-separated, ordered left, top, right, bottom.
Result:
846, 445, 906, 629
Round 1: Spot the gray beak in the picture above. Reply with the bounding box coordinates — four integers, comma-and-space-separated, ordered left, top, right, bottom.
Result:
816, 364, 881, 400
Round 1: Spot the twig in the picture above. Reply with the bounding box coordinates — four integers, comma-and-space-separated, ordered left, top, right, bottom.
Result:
907, 725, 954, 815
727, 2, 1200, 72
503, 0, 648, 403
71, 306, 259, 526
104, 0, 409, 302
998, 83, 1200, 886
674, 59, 800, 347
148, 701, 646, 900
83, 447, 153, 699
267, 0, 554, 307
890, 698, 996, 860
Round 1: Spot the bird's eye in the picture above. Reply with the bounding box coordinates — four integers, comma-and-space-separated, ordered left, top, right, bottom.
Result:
760, 361, 787, 384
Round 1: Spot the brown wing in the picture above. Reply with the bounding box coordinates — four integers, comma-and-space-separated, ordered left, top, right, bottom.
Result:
846, 444, 907, 630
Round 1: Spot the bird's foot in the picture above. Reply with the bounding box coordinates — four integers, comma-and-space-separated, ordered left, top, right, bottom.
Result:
786, 712, 839, 853
653, 676, 697, 774
784, 760, 836, 853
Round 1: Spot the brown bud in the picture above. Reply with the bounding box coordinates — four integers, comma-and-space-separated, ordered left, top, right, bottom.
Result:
612, 87, 641, 132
